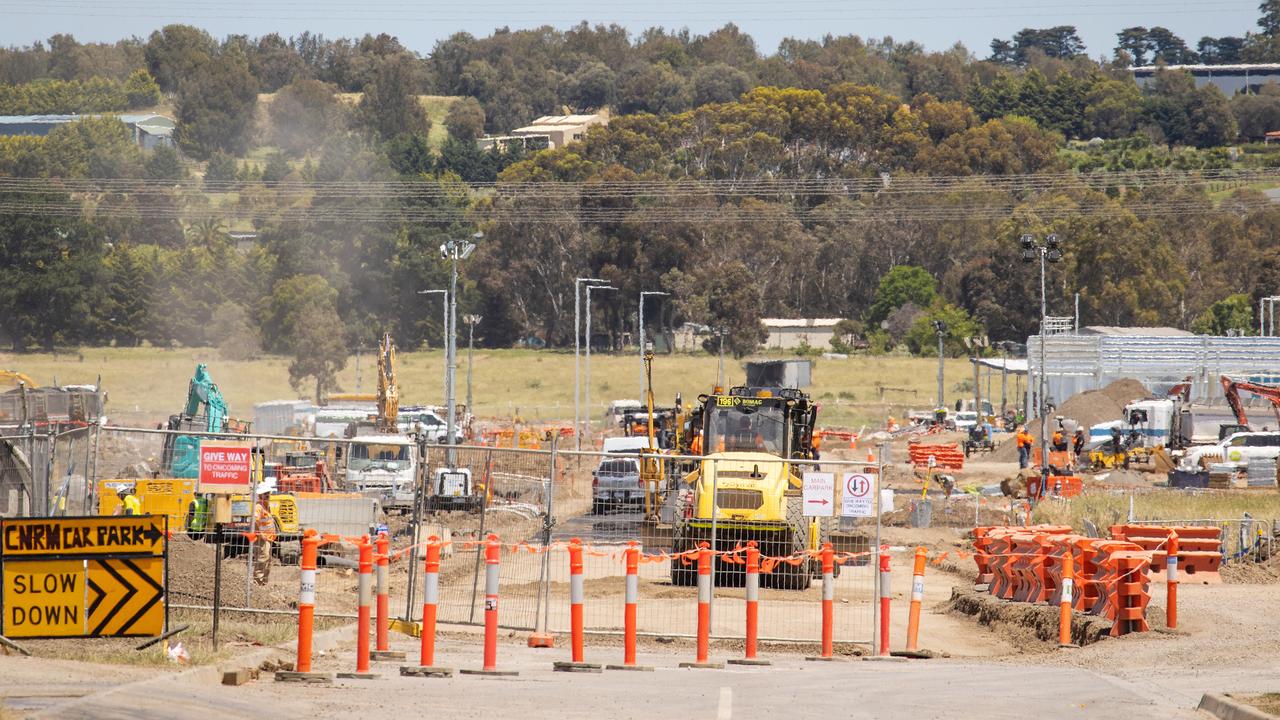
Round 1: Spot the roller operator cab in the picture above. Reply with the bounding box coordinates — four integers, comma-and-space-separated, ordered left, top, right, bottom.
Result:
670, 386, 819, 590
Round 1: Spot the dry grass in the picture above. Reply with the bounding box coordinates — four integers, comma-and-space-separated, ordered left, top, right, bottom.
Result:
0, 347, 975, 428
1032, 491, 1280, 530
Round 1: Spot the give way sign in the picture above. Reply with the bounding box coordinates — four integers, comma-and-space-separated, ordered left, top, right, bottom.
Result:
802, 472, 835, 517
841, 472, 875, 518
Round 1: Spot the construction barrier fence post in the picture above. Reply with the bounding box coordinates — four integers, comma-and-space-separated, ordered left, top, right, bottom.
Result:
554, 538, 601, 672
339, 534, 376, 679
375, 531, 390, 652
296, 530, 318, 672
729, 541, 770, 667
400, 535, 453, 678
460, 534, 518, 677
905, 547, 926, 653
606, 541, 652, 671
807, 543, 836, 661
276, 529, 333, 684
1167, 531, 1179, 631
879, 547, 891, 657
1059, 549, 1077, 648
679, 543, 722, 669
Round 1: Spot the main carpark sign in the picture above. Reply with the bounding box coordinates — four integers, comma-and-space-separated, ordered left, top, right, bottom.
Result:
0, 515, 168, 639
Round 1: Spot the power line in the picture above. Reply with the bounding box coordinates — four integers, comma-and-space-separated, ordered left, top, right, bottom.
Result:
0, 168, 1271, 223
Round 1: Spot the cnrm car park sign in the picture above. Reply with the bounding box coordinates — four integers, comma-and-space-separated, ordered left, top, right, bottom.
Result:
0, 515, 168, 639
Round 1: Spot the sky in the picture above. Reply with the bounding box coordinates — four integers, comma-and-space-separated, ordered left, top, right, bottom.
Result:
0, 0, 1263, 60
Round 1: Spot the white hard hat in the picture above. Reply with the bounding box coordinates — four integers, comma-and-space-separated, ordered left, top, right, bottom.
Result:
255, 478, 277, 495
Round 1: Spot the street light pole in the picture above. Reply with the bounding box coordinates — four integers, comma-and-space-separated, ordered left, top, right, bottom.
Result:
1021, 233, 1062, 501
716, 328, 726, 388
464, 314, 482, 420
439, 232, 481, 455
584, 284, 616, 447
638, 291, 668, 397
574, 277, 604, 451
932, 320, 947, 412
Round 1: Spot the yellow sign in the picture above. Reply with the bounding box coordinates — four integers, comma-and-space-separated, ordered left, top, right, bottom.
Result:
1, 516, 166, 558
3, 559, 86, 638
87, 557, 165, 637
1, 516, 167, 639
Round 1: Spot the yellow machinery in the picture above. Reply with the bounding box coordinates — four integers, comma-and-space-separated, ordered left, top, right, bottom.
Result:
99, 479, 197, 528
0, 370, 37, 390
668, 385, 820, 590
639, 351, 666, 520
375, 332, 399, 434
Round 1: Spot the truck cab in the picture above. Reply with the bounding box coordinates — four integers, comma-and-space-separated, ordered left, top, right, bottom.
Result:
346, 434, 418, 510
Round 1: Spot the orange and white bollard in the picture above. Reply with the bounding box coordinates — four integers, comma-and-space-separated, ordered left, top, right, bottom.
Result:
554, 538, 601, 672
401, 535, 452, 677
867, 448, 875, 463
607, 541, 652, 671
279, 529, 324, 681
338, 535, 378, 679
1058, 549, 1078, 648
1166, 531, 1179, 631
878, 547, 891, 657
729, 541, 770, 666
370, 531, 404, 661
679, 542, 723, 669
807, 543, 837, 661
461, 534, 518, 676
904, 546, 927, 653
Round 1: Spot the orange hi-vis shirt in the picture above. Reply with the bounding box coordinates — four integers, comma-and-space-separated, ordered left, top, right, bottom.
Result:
1016, 431, 1035, 448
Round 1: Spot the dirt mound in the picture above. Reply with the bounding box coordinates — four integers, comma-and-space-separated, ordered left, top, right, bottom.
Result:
945, 585, 1113, 647
991, 378, 1152, 463
1222, 555, 1280, 584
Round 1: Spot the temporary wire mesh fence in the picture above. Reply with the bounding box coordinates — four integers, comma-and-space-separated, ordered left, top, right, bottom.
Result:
7, 426, 888, 645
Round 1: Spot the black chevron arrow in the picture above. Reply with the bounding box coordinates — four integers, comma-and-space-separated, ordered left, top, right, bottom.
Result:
141, 523, 165, 545
112, 558, 163, 637
89, 560, 138, 636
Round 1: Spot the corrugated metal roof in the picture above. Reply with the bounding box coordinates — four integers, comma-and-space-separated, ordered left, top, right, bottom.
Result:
1079, 326, 1193, 337
0, 113, 174, 126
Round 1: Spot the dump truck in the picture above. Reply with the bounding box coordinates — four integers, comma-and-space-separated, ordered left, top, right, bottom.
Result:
668, 385, 822, 590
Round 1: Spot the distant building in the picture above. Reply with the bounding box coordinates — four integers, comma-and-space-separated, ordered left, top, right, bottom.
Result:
1132, 64, 1280, 96
762, 318, 844, 350
0, 113, 175, 149
509, 113, 609, 150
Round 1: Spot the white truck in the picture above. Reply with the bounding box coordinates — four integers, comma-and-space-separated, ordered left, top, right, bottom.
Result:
1179, 431, 1280, 472
345, 433, 418, 511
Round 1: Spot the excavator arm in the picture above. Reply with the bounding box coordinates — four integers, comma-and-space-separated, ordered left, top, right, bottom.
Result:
1221, 375, 1280, 428
375, 332, 399, 434
185, 363, 227, 432
0, 370, 37, 390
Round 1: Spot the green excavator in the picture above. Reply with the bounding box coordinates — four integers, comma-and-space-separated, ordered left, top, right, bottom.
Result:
162, 364, 248, 477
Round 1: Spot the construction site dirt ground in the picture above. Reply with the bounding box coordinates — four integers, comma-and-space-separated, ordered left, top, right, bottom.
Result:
8, 575, 1280, 720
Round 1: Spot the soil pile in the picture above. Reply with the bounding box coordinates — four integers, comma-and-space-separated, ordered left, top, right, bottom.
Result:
991, 378, 1152, 463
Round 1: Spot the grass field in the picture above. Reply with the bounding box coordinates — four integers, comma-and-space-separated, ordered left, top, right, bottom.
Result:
0, 347, 991, 429
1033, 492, 1280, 529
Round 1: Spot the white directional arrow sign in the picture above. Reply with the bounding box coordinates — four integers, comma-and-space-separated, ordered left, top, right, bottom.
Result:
802, 472, 835, 517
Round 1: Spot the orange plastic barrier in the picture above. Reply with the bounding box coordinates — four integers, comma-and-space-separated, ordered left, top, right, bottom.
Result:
908, 443, 965, 470
971, 526, 1154, 638
1109, 525, 1222, 584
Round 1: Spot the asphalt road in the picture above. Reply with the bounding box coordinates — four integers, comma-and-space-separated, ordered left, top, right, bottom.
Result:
553, 505, 647, 544
23, 629, 1206, 720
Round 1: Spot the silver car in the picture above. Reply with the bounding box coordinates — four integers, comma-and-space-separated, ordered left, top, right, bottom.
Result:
592, 457, 643, 514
